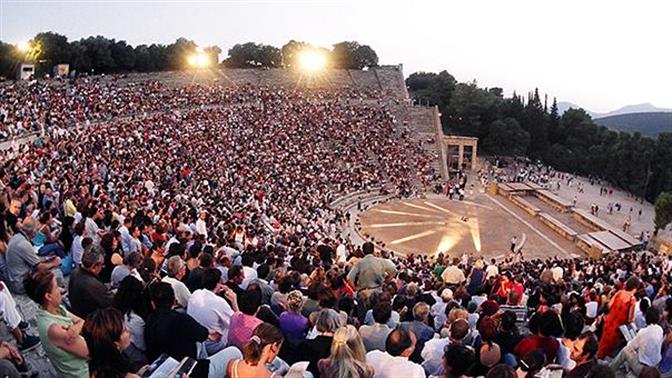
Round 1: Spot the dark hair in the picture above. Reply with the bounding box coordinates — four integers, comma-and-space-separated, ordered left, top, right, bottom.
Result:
450, 319, 470, 341
578, 331, 599, 360
243, 323, 283, 366
256, 263, 270, 280
202, 268, 222, 291
564, 311, 585, 340
82, 308, 133, 378
386, 328, 413, 357
485, 364, 517, 378
123, 252, 143, 268
241, 253, 254, 267
139, 257, 157, 284
168, 242, 185, 258
149, 281, 175, 309
444, 344, 475, 377
625, 276, 641, 291
646, 307, 660, 325
24, 270, 55, 306
500, 311, 518, 333
228, 265, 244, 280
362, 242, 374, 255
318, 287, 336, 309
239, 286, 262, 315
198, 252, 214, 268
188, 241, 203, 259
372, 301, 392, 324
520, 349, 545, 374
478, 316, 497, 343
337, 295, 355, 316
539, 311, 564, 338
74, 221, 86, 236
114, 276, 147, 319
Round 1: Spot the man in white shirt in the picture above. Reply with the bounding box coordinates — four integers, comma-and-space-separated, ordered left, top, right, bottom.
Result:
551, 264, 564, 282
441, 258, 465, 286
430, 289, 453, 331
195, 211, 208, 238
421, 318, 470, 376
118, 218, 133, 255
187, 268, 238, 355
609, 307, 663, 376
238, 254, 258, 290
485, 258, 499, 279
366, 328, 425, 378
161, 256, 191, 309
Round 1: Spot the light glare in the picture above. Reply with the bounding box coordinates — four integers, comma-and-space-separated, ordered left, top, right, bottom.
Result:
298, 50, 326, 72
17, 41, 31, 52
188, 52, 210, 68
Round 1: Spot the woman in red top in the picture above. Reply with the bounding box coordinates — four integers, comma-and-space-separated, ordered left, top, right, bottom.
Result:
511, 275, 525, 304
597, 276, 640, 359
496, 274, 512, 304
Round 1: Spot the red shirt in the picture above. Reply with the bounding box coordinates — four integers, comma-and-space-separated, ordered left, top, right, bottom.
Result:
514, 335, 560, 363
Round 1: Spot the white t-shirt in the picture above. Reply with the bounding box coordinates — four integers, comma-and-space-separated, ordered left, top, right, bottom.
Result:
187, 289, 235, 344
367, 350, 426, 378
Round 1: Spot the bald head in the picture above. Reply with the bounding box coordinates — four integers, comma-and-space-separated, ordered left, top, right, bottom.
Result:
386, 328, 416, 357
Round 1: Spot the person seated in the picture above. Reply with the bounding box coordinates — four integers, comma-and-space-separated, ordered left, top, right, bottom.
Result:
24, 269, 89, 378
226, 323, 284, 378
227, 285, 264, 350
68, 246, 114, 319
279, 290, 309, 347
443, 343, 475, 378
399, 302, 435, 363
32, 212, 66, 258
366, 328, 425, 378
567, 331, 599, 378
514, 311, 561, 364
187, 268, 238, 355
113, 276, 149, 368
359, 300, 393, 352
161, 255, 191, 309
299, 309, 343, 377
81, 308, 144, 378
609, 307, 664, 376
318, 325, 374, 378
422, 318, 470, 376
0, 280, 40, 352
110, 251, 144, 288
6, 217, 61, 294
145, 281, 242, 378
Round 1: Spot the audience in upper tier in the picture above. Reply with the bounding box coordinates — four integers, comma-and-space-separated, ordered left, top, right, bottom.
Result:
0, 76, 664, 378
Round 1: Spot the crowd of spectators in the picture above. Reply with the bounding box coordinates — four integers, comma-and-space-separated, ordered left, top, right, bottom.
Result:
0, 76, 668, 378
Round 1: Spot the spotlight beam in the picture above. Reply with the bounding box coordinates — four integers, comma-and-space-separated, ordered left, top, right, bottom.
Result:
367, 221, 445, 228
390, 230, 438, 245
371, 209, 442, 218
422, 201, 460, 217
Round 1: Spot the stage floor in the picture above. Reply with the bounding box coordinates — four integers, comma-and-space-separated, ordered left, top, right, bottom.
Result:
358, 195, 581, 260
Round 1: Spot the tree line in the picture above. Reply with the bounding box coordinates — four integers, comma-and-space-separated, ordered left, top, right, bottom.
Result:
0, 32, 379, 78
407, 72, 672, 207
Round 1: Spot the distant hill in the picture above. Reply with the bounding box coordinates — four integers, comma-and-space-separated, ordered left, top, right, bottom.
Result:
557, 101, 672, 119
557, 101, 599, 118
594, 112, 672, 137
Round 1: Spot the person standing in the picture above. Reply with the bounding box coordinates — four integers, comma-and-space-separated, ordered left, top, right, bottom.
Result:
346, 242, 397, 309
598, 276, 640, 359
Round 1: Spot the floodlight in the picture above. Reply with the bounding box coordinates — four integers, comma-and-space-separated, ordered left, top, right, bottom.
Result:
298, 50, 326, 72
